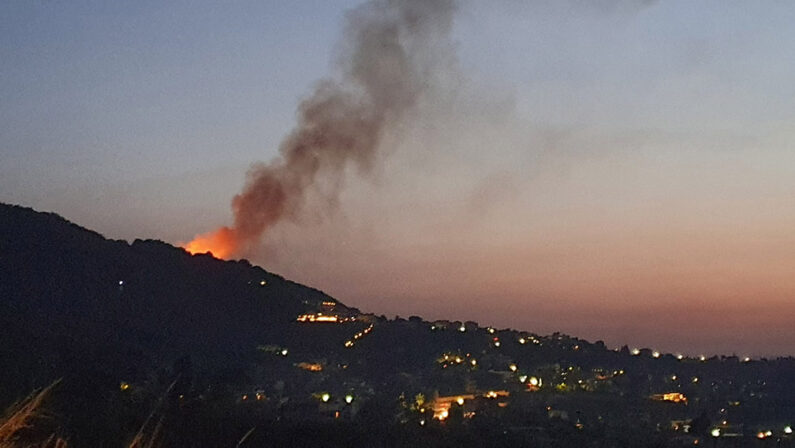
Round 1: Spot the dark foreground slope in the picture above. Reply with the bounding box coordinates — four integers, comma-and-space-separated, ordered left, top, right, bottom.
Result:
1, 203, 793, 447
0, 203, 350, 444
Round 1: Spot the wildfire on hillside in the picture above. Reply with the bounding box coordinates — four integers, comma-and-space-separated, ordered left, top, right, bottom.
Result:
182, 226, 239, 259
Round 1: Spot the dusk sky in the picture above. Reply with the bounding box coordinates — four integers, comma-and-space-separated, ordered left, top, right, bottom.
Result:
2, 1, 794, 356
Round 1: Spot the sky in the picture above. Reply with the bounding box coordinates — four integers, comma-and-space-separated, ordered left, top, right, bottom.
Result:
2, 0, 794, 356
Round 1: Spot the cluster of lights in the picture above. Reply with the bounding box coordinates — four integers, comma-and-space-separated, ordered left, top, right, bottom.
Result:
241, 392, 265, 402
757, 430, 773, 439
439, 352, 477, 369
296, 313, 343, 323
755, 426, 793, 439
344, 324, 374, 348
517, 335, 541, 346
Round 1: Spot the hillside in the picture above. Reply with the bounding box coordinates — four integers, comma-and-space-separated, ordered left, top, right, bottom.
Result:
0, 203, 793, 447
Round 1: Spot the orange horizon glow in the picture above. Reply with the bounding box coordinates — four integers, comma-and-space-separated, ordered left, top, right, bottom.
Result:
182, 226, 239, 259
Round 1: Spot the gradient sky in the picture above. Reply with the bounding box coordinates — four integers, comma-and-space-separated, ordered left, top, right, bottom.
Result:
2, 1, 794, 356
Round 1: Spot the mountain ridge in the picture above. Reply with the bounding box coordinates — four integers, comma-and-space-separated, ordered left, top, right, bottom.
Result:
2, 202, 794, 447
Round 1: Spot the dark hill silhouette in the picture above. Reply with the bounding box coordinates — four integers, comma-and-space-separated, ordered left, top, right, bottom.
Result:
0, 203, 346, 400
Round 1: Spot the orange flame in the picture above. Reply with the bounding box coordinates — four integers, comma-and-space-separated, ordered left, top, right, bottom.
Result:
182, 226, 239, 259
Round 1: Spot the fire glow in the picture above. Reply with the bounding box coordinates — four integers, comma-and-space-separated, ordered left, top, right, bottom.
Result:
182, 227, 239, 259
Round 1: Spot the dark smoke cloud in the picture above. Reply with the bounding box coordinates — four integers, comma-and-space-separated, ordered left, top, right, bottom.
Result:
225, 0, 457, 254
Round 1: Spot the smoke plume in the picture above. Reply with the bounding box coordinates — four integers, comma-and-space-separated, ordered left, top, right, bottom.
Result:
185, 0, 457, 258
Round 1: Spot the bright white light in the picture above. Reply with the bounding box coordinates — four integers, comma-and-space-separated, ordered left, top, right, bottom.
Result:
652, 351, 660, 358
529, 377, 539, 386
494, 341, 501, 347
784, 425, 792, 434
470, 359, 477, 366
711, 428, 720, 438
280, 349, 288, 356
699, 355, 706, 362
345, 394, 353, 404
321, 393, 330, 402
631, 348, 640, 356
459, 325, 466, 332
456, 397, 464, 405
519, 375, 527, 383
509, 364, 517, 372
519, 338, 526, 344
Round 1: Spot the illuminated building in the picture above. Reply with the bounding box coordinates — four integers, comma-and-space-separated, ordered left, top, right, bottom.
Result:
651, 392, 687, 403
431, 394, 475, 420
296, 313, 338, 322
297, 362, 323, 372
